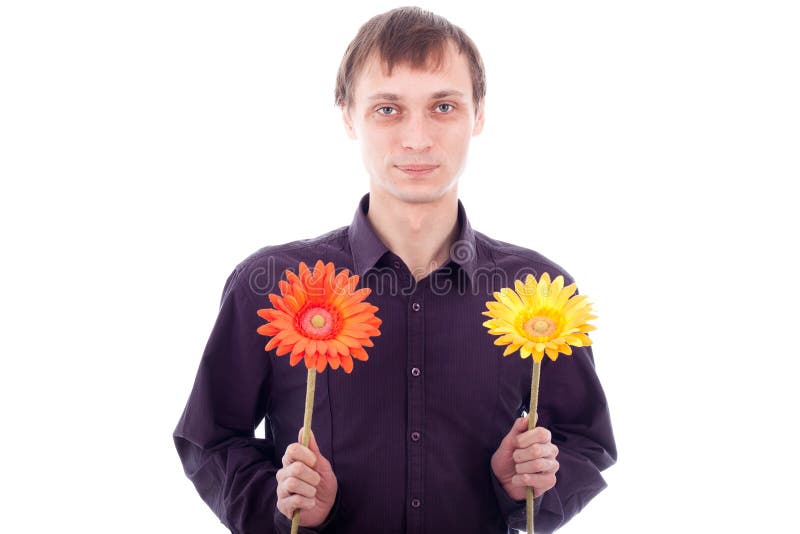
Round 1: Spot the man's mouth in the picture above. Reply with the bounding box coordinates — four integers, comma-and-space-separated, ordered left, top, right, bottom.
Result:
395, 165, 439, 176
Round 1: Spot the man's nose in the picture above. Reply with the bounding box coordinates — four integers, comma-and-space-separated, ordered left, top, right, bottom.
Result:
400, 113, 433, 151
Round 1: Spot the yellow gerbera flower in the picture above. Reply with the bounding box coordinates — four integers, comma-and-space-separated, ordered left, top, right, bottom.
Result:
481, 272, 596, 362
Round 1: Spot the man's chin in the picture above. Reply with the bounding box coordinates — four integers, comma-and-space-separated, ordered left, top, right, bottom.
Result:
377, 181, 456, 205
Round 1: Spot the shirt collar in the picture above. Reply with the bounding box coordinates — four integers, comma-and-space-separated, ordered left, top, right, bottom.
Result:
348, 192, 480, 284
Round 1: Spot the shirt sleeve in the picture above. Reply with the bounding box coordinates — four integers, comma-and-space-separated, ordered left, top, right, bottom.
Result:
173, 266, 315, 533
490, 467, 543, 531
516, 340, 617, 533
273, 489, 342, 533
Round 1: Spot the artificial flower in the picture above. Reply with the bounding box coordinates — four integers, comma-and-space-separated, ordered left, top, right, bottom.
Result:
257, 259, 382, 374
482, 272, 596, 362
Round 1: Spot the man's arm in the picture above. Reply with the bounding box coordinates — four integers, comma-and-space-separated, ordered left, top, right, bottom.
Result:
172, 266, 339, 533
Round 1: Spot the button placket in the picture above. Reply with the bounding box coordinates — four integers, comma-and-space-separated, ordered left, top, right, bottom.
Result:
406, 281, 425, 529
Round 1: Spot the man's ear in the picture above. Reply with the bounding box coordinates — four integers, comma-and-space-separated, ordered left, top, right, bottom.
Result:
472, 98, 485, 136
341, 105, 357, 140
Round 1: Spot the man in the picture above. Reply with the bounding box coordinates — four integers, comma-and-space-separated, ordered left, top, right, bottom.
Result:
173, 6, 616, 533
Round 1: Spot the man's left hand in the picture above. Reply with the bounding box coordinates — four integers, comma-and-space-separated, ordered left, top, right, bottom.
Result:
491, 414, 559, 501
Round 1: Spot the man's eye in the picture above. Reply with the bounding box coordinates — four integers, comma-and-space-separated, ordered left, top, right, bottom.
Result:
436, 103, 454, 113
377, 106, 396, 116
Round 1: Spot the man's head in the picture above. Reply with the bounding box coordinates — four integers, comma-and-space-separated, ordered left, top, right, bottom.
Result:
336, 6, 486, 204
335, 7, 486, 114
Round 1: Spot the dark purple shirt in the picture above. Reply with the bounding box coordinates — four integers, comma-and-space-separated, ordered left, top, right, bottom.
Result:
173, 192, 616, 533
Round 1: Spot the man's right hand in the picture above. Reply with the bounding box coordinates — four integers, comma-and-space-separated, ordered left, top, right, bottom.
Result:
276, 427, 338, 527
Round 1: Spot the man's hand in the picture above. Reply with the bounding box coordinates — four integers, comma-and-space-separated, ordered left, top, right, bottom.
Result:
491, 414, 559, 501
276, 428, 338, 527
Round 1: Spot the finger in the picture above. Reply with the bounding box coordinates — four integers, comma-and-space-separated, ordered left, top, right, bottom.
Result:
277, 479, 289, 499
281, 494, 316, 519
292, 494, 317, 511
515, 414, 531, 433
277, 475, 305, 501
302, 428, 317, 451
287, 460, 322, 486
299, 427, 334, 473
297, 427, 320, 466
516, 426, 552, 448
512, 443, 558, 463
283, 442, 317, 468
511, 471, 557, 489
284, 475, 318, 499
514, 457, 560, 475
305, 429, 323, 460
503, 415, 530, 446
277, 498, 289, 519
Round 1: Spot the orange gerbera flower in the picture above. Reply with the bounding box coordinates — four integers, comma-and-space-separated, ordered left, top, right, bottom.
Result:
256, 260, 382, 374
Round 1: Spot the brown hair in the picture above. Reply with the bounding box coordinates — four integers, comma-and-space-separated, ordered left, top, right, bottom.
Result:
335, 6, 486, 114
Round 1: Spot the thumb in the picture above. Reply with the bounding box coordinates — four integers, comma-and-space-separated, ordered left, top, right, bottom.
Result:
507, 414, 530, 439
306, 429, 320, 454
298, 428, 326, 459
297, 426, 317, 447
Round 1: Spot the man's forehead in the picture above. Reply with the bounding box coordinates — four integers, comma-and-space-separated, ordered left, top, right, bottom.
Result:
354, 46, 471, 102
360, 39, 461, 78
358, 59, 442, 87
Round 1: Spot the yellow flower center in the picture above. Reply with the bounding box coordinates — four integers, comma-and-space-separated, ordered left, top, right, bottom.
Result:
299, 305, 336, 338
523, 316, 556, 339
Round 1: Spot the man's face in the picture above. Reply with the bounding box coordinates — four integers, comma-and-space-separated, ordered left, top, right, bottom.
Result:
341, 40, 485, 204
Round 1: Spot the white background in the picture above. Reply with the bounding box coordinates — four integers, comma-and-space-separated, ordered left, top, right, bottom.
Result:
1, 1, 798, 532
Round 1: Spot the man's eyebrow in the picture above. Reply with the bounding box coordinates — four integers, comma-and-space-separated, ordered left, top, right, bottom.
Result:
367, 92, 401, 101
367, 90, 466, 101
431, 90, 466, 100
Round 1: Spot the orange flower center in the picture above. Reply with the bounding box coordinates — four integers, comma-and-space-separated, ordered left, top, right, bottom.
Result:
523, 316, 556, 339
300, 305, 336, 338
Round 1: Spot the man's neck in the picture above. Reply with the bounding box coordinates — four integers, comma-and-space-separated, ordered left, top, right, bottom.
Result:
366, 187, 460, 282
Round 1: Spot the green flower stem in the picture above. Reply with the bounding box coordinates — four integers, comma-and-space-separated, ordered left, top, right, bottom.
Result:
291, 367, 317, 534
527, 359, 542, 533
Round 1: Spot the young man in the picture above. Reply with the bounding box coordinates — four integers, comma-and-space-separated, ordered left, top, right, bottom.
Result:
173, 7, 616, 533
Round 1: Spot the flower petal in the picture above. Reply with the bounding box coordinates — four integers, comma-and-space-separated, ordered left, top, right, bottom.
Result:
340, 353, 354, 374
265, 336, 281, 351
289, 351, 304, 366
351, 346, 369, 361
257, 324, 279, 336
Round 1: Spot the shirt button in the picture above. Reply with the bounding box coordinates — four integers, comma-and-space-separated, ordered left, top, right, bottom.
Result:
411, 431, 420, 442
411, 302, 421, 311
411, 498, 421, 508
411, 367, 421, 377
393, 260, 401, 269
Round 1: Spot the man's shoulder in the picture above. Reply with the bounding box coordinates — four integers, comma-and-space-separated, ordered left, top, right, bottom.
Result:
474, 230, 577, 285
225, 225, 350, 299
236, 225, 349, 271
